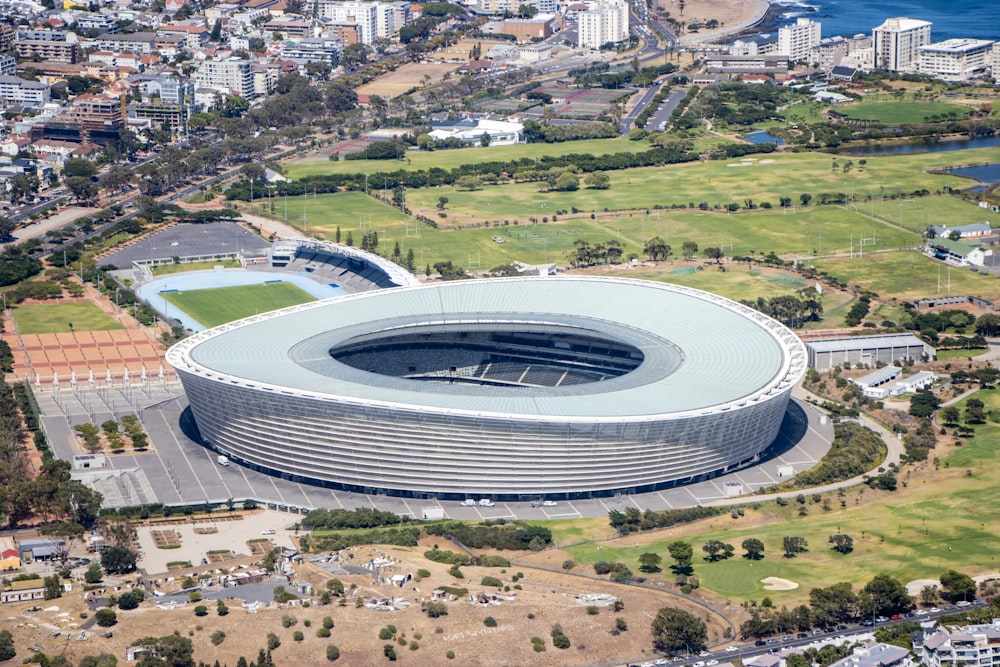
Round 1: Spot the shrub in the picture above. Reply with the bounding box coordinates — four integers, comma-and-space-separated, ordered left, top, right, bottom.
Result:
409, 641, 419, 651
484, 616, 498, 627
304, 619, 312, 627
417, 568, 431, 579
562, 560, 575, 570
317, 627, 331, 638
94, 609, 117, 627
384, 644, 397, 661
323, 616, 334, 629
531, 636, 546, 652
267, 632, 281, 650
211, 630, 226, 646
586, 606, 599, 615
216, 602, 229, 616
188, 591, 202, 602
448, 564, 464, 579
446, 650, 455, 659
326, 645, 340, 661
194, 605, 208, 616
379, 627, 394, 640
481, 576, 502, 588
426, 601, 448, 618
293, 631, 304, 642
282, 614, 297, 628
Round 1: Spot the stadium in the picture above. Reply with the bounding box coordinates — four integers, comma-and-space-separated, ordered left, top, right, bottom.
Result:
167, 276, 807, 500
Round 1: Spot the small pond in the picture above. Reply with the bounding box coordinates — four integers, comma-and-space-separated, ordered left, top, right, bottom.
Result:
744, 131, 785, 145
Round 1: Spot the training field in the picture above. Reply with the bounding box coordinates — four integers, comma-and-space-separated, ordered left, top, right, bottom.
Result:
160, 283, 315, 328
356, 61, 458, 98
13, 302, 124, 335
284, 138, 648, 179
839, 101, 969, 124
270, 190, 411, 236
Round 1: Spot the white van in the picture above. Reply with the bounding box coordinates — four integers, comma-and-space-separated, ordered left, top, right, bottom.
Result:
460, 499, 476, 506
478, 499, 495, 507
217, 455, 230, 467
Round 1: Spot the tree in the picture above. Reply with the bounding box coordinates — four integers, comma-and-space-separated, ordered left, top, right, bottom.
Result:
862, 574, 911, 616
341, 43, 371, 68
939, 405, 960, 424
456, 175, 482, 191
210, 19, 222, 41
940, 570, 976, 602
63, 157, 98, 179
94, 609, 117, 627
703, 247, 723, 263
702, 540, 733, 561
425, 601, 448, 618
101, 546, 138, 574
666, 541, 693, 573
553, 172, 579, 191
118, 591, 140, 610
800, 193, 813, 206
583, 172, 611, 189
638, 552, 662, 572
909, 390, 941, 417
975, 314, 1000, 336
479, 132, 491, 147
681, 241, 699, 260
0, 630, 13, 661
829, 533, 854, 554
66, 176, 99, 203
437, 195, 449, 210
326, 645, 340, 661
643, 236, 671, 261
742, 538, 765, 560
85, 563, 103, 584
0, 216, 15, 241
43, 575, 62, 600
650, 607, 707, 654
920, 584, 939, 606
782, 536, 807, 558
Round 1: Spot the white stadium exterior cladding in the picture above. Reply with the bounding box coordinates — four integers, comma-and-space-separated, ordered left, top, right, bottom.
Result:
167, 277, 807, 500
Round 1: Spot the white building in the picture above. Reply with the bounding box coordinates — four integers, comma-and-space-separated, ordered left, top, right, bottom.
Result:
577, 0, 629, 50
193, 58, 254, 98
830, 642, 912, 667
314, 1, 378, 43
477, 0, 512, 16
0, 75, 50, 106
992, 42, 1000, 75
916, 620, 1000, 667
375, 2, 409, 41
919, 38, 994, 81
428, 117, 523, 146
777, 18, 821, 62
872, 17, 932, 71
282, 37, 341, 65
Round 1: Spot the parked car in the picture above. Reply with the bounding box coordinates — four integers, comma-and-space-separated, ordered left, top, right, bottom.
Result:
460, 499, 476, 506
755, 641, 766, 647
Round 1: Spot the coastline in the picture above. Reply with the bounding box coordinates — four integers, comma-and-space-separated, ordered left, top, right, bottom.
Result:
678, 0, 772, 47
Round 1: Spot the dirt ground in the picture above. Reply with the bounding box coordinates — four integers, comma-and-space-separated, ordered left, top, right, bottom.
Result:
3, 534, 730, 667
357, 62, 460, 98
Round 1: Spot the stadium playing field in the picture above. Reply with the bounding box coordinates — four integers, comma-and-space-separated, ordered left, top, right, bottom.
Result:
13, 302, 124, 334
160, 282, 315, 328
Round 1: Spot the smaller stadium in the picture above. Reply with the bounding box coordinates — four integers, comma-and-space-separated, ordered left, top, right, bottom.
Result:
168, 276, 807, 500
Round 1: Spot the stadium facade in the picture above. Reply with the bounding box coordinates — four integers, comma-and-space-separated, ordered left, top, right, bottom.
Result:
167, 277, 807, 500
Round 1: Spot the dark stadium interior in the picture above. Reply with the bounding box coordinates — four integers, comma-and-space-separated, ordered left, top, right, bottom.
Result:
331, 328, 645, 388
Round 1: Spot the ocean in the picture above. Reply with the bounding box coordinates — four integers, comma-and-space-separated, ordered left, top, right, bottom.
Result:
761, 0, 998, 42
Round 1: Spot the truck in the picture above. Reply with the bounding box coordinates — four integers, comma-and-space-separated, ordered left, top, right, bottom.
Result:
217, 455, 230, 467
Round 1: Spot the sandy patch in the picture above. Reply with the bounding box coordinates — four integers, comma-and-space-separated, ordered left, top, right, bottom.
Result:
906, 578, 940, 596
761, 576, 799, 591
759, 159, 776, 164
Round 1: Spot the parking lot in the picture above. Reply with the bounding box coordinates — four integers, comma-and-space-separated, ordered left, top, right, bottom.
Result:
39, 382, 834, 521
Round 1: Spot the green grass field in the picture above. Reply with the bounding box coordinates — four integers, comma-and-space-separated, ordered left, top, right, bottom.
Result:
269, 190, 413, 237
161, 282, 315, 328
840, 101, 970, 124
151, 260, 242, 276
284, 138, 648, 179
813, 251, 1000, 302
13, 302, 123, 334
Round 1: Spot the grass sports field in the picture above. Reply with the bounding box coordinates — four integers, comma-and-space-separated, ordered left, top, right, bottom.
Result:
284, 138, 652, 179
839, 101, 969, 124
267, 190, 412, 236
813, 251, 1000, 302
13, 302, 123, 334
160, 282, 315, 328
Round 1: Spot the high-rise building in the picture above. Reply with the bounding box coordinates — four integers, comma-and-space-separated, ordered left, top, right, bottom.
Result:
193, 58, 255, 99
872, 17, 932, 71
314, 1, 378, 43
919, 38, 994, 81
578, 0, 629, 50
777, 18, 821, 62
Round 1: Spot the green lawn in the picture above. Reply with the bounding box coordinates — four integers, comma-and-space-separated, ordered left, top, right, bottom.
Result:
840, 101, 969, 124
152, 260, 243, 276
161, 282, 315, 328
13, 302, 123, 334
264, 190, 412, 237
284, 138, 648, 179
812, 251, 1000, 302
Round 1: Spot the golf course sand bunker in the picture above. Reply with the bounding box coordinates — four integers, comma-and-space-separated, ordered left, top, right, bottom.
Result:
761, 576, 799, 591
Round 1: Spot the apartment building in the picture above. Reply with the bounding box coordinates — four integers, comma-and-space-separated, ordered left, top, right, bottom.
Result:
314, 1, 378, 43
16, 29, 80, 64
918, 38, 994, 81
0, 75, 50, 106
777, 18, 821, 62
193, 58, 255, 98
872, 17, 932, 71
916, 620, 1000, 667
577, 0, 629, 50
94, 32, 157, 54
